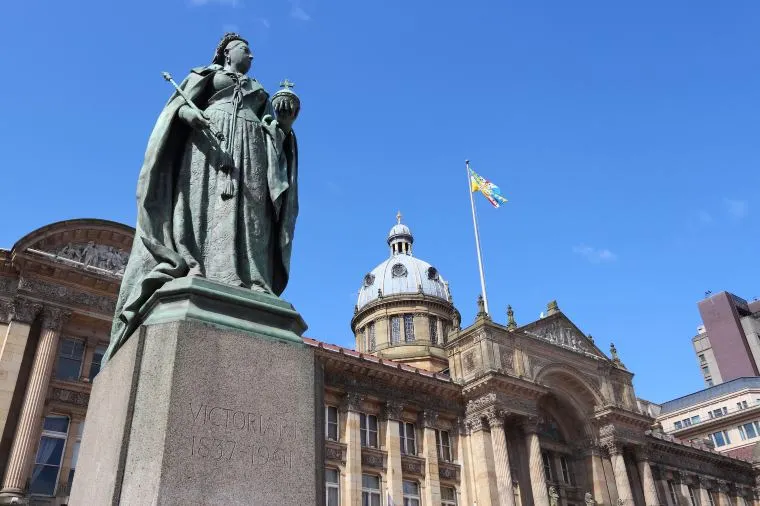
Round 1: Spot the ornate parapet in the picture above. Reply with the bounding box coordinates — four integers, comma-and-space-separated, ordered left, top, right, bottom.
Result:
362, 447, 386, 469
401, 454, 425, 477
325, 440, 347, 464
439, 461, 461, 482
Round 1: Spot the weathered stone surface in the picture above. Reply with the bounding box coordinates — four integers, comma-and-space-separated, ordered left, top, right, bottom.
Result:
71, 290, 321, 505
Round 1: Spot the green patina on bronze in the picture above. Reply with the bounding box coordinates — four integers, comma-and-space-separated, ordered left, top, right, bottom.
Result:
105, 33, 302, 361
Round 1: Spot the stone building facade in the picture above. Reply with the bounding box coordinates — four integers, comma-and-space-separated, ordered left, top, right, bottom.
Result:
0, 218, 758, 505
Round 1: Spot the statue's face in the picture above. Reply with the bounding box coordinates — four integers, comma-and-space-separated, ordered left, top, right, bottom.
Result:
226, 42, 253, 73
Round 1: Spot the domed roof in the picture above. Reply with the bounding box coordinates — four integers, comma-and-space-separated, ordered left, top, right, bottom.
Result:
357, 215, 451, 310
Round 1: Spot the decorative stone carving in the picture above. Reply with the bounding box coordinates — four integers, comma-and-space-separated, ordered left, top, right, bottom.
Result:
500, 348, 514, 373
325, 445, 344, 462
361, 448, 385, 468
484, 407, 506, 428
427, 267, 439, 281
17, 277, 116, 316
10, 298, 42, 324
41, 307, 71, 331
465, 393, 497, 415
439, 462, 460, 481
52, 242, 130, 274
420, 410, 439, 429
341, 391, 364, 412
0, 276, 16, 296
401, 456, 424, 475
463, 350, 478, 373
585, 492, 596, 506
549, 486, 559, 506
363, 273, 375, 287
383, 400, 404, 421
523, 319, 595, 357
0, 299, 12, 324
465, 415, 487, 433
51, 388, 90, 406
391, 263, 408, 278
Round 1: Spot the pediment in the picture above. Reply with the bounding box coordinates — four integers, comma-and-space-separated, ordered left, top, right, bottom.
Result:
519, 313, 609, 360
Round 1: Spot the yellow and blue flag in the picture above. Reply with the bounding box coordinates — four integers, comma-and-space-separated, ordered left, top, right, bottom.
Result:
469, 167, 508, 208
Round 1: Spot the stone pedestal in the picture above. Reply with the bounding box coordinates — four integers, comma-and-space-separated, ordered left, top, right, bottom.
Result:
69, 278, 322, 506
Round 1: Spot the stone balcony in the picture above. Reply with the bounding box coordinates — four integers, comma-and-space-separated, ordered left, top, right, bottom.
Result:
438, 460, 461, 481
361, 447, 387, 470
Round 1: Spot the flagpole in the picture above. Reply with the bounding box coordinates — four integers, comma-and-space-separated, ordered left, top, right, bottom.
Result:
465, 159, 490, 315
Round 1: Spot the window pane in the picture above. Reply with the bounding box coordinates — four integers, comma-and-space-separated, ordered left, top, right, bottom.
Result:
327, 487, 339, 506
369, 415, 378, 431
404, 314, 415, 342
746, 423, 757, 439
55, 358, 82, 381
29, 465, 59, 496
89, 346, 107, 380
442, 487, 456, 500
43, 416, 69, 434
362, 474, 379, 489
403, 480, 419, 495
325, 468, 339, 483
35, 437, 66, 466
429, 317, 438, 345
391, 317, 401, 344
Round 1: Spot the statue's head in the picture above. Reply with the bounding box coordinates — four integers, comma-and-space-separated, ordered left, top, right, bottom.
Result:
213, 33, 253, 74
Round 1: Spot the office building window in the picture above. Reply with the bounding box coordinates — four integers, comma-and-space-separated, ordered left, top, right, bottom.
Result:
326, 468, 340, 506
688, 486, 698, 506
391, 316, 401, 344
710, 430, 731, 447
706, 379, 714, 387
326, 405, 339, 441
88, 345, 107, 380
560, 456, 572, 484
362, 474, 381, 506
404, 314, 415, 342
56, 338, 85, 381
701, 365, 710, 375
367, 322, 376, 351
667, 480, 678, 505
360, 413, 378, 448
441, 486, 458, 506
542, 451, 553, 481
29, 415, 69, 496
399, 422, 417, 455
709, 407, 728, 419
674, 421, 683, 430
699, 353, 706, 364
738, 422, 759, 441
403, 480, 421, 506
738, 400, 749, 410
436, 429, 452, 461
430, 316, 438, 345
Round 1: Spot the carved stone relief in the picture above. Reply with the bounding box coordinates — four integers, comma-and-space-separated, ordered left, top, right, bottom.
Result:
523, 319, 598, 357
17, 277, 116, 316
50, 242, 130, 274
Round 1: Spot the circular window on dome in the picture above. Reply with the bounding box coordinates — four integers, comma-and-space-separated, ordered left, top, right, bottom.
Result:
427, 267, 439, 280
391, 263, 408, 278
363, 273, 375, 287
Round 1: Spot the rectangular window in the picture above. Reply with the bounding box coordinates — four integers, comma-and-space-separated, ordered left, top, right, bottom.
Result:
441, 486, 458, 506
391, 317, 401, 344
326, 468, 340, 506
667, 480, 678, 505
691, 415, 700, 424
361, 474, 381, 506
699, 353, 706, 363
436, 429, 452, 462
542, 451, 553, 481
710, 430, 731, 447
682, 417, 692, 427
404, 314, 415, 342
399, 422, 417, 456
706, 379, 714, 387
326, 406, 338, 441
702, 365, 710, 375
560, 456, 571, 484
429, 317, 438, 345
88, 345, 107, 380
743, 422, 757, 439
403, 480, 421, 506
367, 323, 376, 351
55, 338, 85, 381
674, 421, 683, 430
29, 415, 69, 496
688, 486, 698, 506
360, 413, 379, 448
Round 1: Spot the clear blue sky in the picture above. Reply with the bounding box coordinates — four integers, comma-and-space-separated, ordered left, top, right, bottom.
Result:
1, 1, 758, 404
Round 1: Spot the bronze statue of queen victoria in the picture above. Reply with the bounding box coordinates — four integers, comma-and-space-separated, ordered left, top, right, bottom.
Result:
105, 33, 301, 362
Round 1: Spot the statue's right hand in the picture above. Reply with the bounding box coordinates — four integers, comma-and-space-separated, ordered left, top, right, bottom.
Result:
180, 107, 211, 130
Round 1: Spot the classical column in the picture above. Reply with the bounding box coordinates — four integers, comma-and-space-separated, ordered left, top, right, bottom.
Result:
458, 418, 476, 506
342, 392, 364, 506
698, 478, 711, 506
0, 299, 42, 439
0, 307, 69, 499
468, 415, 498, 506
524, 417, 549, 506
636, 447, 660, 506
715, 481, 730, 506
485, 409, 516, 506
677, 472, 693, 506
582, 442, 611, 506
603, 439, 633, 506
384, 400, 404, 505
420, 410, 441, 506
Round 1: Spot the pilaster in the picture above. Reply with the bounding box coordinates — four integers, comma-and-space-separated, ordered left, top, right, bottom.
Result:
602, 438, 633, 506
524, 417, 549, 506
635, 447, 660, 506
420, 410, 441, 506
384, 400, 404, 506
468, 415, 498, 506
342, 392, 364, 506
0, 306, 69, 500
485, 408, 516, 506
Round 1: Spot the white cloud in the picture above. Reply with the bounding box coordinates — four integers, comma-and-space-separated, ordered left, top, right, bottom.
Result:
259, 18, 271, 29
573, 245, 617, 264
290, 5, 311, 20
725, 199, 749, 220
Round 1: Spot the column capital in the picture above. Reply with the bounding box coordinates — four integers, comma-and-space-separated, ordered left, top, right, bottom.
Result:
601, 438, 624, 456
484, 407, 507, 429
716, 480, 729, 493
465, 415, 487, 433
41, 307, 71, 331
0, 299, 12, 324
522, 415, 540, 434
10, 298, 42, 324
634, 446, 651, 462
419, 409, 439, 429
383, 400, 404, 421
340, 391, 364, 413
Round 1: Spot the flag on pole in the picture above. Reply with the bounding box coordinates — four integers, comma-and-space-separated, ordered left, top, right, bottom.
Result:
469, 167, 508, 208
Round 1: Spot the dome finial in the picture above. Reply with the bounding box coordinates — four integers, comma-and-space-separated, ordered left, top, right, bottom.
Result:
396, 210, 402, 224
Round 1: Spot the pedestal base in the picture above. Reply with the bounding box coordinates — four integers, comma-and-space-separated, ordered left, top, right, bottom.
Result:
70, 279, 323, 505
